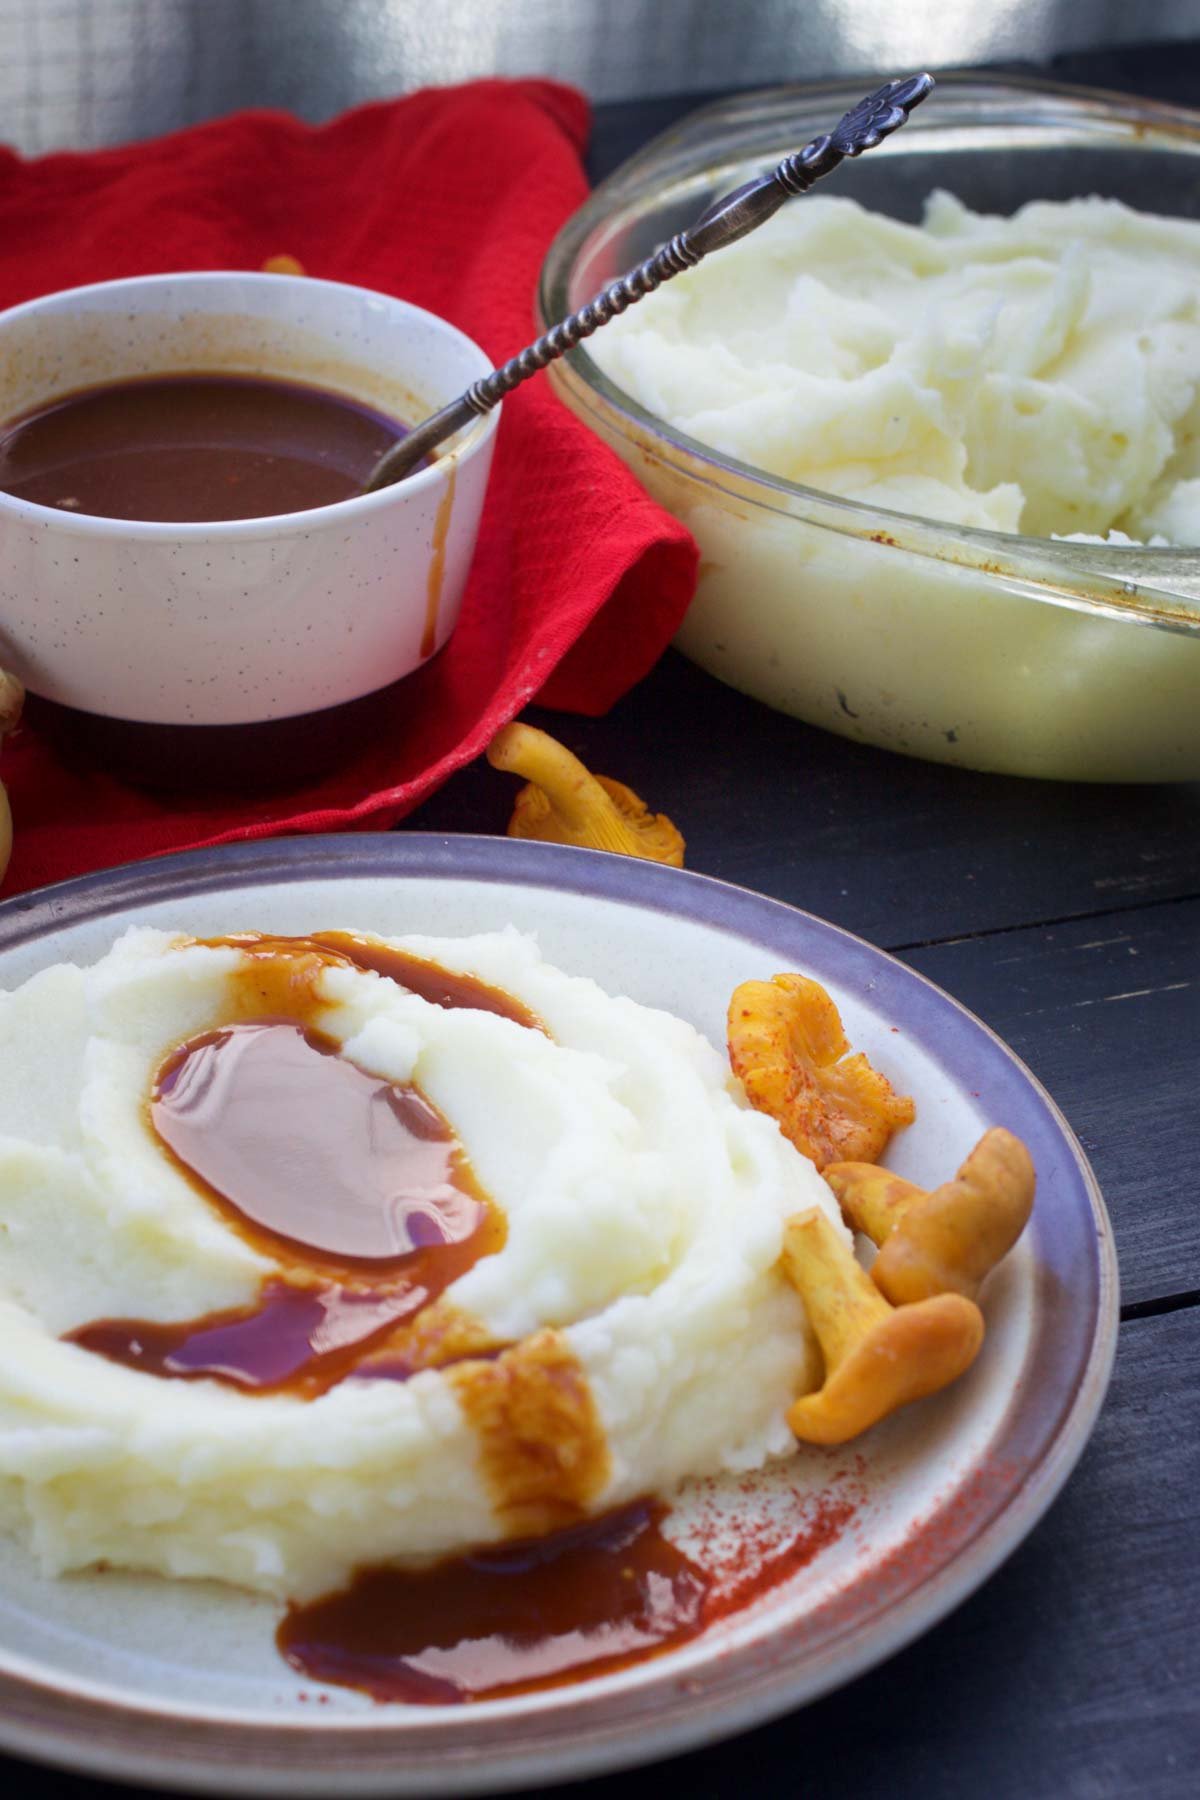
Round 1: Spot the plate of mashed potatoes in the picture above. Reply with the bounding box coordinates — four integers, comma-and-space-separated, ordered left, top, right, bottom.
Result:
0, 835, 1115, 1794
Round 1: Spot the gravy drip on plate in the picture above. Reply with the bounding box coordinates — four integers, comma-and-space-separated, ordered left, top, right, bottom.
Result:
70, 1276, 437, 1397
278, 1498, 710, 1703
67, 933, 538, 1396
0, 374, 407, 522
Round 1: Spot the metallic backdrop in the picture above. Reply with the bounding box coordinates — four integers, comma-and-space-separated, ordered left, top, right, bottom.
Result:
0, 0, 1197, 154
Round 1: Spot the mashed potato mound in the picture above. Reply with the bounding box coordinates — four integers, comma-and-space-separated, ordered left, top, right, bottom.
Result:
592, 190, 1200, 543
0, 928, 844, 1600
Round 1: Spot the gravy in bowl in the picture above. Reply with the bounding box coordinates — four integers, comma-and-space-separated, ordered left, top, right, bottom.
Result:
0, 269, 500, 789
0, 372, 408, 522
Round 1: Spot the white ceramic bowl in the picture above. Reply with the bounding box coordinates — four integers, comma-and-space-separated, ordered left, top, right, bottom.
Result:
0, 272, 498, 779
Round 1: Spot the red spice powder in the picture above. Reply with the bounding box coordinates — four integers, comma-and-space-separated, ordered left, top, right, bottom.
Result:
795, 1452, 1031, 1644
681, 1459, 866, 1628
702, 1491, 860, 1623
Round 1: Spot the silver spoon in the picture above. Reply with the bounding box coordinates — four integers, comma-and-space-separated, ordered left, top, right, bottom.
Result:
363, 72, 934, 493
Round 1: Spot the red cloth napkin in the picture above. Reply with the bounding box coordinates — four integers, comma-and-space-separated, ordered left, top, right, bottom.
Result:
0, 81, 697, 896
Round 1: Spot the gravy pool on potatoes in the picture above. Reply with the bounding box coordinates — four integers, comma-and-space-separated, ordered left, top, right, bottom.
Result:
0, 373, 408, 522
70, 931, 535, 1398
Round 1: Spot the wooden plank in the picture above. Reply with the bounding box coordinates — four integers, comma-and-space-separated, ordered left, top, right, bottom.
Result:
901, 899, 1200, 1309
408, 653, 1200, 951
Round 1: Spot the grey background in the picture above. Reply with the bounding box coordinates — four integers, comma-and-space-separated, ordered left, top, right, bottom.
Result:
2, 0, 1199, 155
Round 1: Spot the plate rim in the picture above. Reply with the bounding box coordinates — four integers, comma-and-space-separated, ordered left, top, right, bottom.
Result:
0, 834, 1120, 1794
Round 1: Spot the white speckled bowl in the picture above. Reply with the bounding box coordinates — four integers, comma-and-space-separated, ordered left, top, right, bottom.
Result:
0, 273, 498, 780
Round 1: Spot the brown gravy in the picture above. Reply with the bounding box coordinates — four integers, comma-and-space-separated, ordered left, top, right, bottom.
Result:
67, 933, 537, 1396
210, 931, 544, 1035
0, 373, 407, 522
152, 1021, 478, 1262
278, 1499, 709, 1704
450, 1329, 612, 1539
70, 1277, 427, 1396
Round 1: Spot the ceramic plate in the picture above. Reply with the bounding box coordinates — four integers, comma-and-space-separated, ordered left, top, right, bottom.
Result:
0, 836, 1117, 1795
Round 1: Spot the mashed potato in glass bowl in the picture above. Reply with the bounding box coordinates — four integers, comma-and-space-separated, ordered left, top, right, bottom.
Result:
592, 189, 1200, 545
541, 75, 1200, 781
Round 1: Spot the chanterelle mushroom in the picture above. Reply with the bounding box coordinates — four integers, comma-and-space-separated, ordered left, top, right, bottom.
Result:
0, 668, 24, 884
728, 972, 915, 1169
824, 1128, 1035, 1307
487, 723, 684, 865
782, 1207, 984, 1445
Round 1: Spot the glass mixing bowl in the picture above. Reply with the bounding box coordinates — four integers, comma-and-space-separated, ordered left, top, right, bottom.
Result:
540, 75, 1200, 782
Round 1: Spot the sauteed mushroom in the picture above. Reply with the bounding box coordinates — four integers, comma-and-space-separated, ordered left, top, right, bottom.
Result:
781, 1207, 984, 1445
487, 723, 684, 865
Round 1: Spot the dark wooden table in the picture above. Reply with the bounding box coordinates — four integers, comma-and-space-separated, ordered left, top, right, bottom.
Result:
424, 51, 1200, 1796
12, 42, 1200, 1800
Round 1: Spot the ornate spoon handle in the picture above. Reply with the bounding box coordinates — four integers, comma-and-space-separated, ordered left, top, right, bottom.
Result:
364, 72, 934, 492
